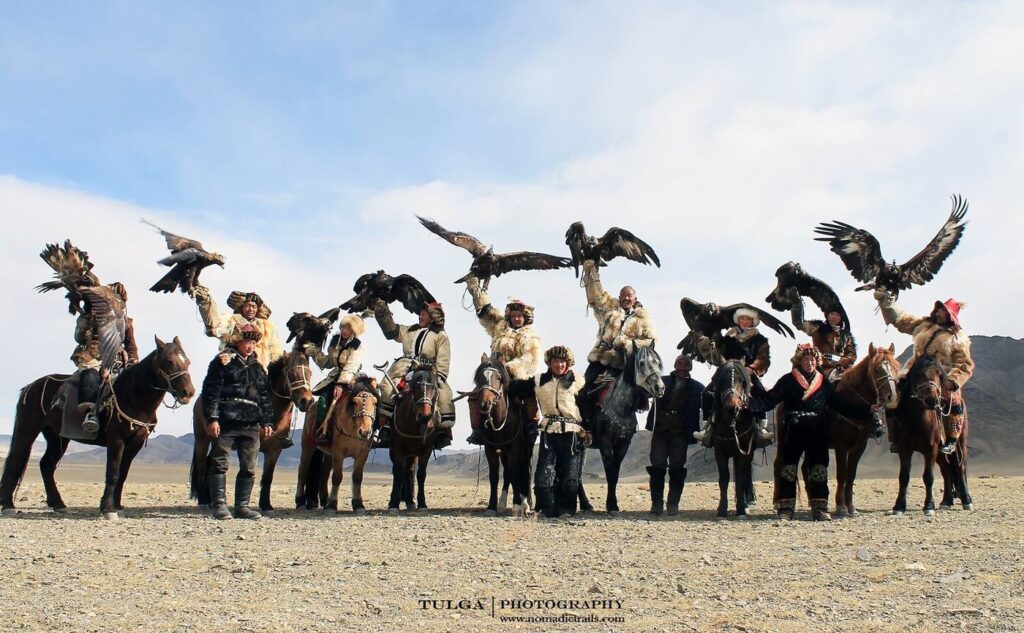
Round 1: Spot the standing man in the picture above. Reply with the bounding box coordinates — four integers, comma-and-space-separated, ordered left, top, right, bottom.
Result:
645, 354, 704, 515
201, 325, 274, 520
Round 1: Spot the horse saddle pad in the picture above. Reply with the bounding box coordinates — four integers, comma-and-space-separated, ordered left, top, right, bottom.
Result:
60, 384, 99, 441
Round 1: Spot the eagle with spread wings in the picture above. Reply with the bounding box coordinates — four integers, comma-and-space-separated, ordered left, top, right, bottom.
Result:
814, 195, 968, 298
765, 261, 850, 328
285, 308, 339, 352
417, 216, 571, 289
339, 271, 436, 315
564, 222, 660, 278
36, 240, 101, 314
141, 219, 225, 295
677, 298, 795, 365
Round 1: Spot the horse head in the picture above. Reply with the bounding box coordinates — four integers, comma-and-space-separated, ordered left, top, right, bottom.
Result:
282, 351, 315, 413
629, 346, 665, 399
409, 361, 439, 429
343, 376, 379, 441
908, 354, 945, 410
473, 353, 508, 421
715, 360, 751, 418
868, 342, 900, 409
153, 335, 195, 405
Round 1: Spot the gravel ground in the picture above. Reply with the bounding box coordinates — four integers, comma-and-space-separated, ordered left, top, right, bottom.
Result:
0, 467, 1021, 632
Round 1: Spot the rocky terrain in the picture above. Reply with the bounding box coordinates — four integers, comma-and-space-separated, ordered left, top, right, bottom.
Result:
0, 465, 1021, 632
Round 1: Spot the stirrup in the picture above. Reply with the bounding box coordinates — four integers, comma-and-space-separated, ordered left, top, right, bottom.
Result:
81, 413, 99, 434
940, 440, 957, 455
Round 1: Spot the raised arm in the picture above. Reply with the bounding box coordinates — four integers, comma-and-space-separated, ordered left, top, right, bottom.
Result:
581, 260, 618, 314
465, 276, 503, 336
193, 285, 235, 340
875, 290, 926, 335
373, 299, 406, 342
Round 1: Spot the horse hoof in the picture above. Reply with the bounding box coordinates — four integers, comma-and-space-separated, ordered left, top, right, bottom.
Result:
117, 510, 125, 519
417, 507, 428, 513
102, 512, 119, 521
833, 509, 848, 519
261, 509, 275, 518
387, 507, 400, 515
50, 506, 68, 514
196, 503, 209, 512
734, 513, 750, 520
848, 508, 859, 518
963, 503, 974, 511
887, 510, 904, 517
484, 509, 498, 516
1, 508, 17, 518
924, 508, 935, 517
323, 507, 337, 515
353, 507, 366, 515
607, 510, 620, 517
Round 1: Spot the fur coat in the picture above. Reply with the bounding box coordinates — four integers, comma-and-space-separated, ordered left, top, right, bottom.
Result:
582, 260, 657, 368
879, 297, 974, 388
466, 281, 542, 380
195, 291, 283, 369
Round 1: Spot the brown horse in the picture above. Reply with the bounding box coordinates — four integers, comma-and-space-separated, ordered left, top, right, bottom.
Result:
190, 349, 314, 513
710, 360, 755, 518
890, 354, 954, 516
824, 343, 900, 517
0, 336, 195, 518
294, 376, 379, 513
385, 361, 439, 513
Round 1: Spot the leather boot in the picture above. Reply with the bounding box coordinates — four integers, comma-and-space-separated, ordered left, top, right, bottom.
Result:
647, 466, 666, 515
811, 500, 832, 522
666, 467, 686, 515
233, 476, 262, 520
434, 427, 453, 450
535, 487, 557, 519
208, 474, 232, 520
374, 412, 392, 448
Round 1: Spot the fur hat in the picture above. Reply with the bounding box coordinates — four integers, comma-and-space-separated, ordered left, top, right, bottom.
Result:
227, 291, 272, 319
339, 313, 366, 337
932, 299, 964, 329
791, 343, 822, 365
733, 307, 760, 327
238, 324, 263, 342
504, 297, 535, 326
544, 345, 575, 367
425, 302, 445, 328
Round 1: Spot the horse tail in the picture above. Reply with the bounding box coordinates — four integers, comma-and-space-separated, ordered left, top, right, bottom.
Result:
0, 380, 46, 508
188, 443, 201, 500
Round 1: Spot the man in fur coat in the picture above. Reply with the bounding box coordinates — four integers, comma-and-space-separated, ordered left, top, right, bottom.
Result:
373, 299, 455, 450
464, 275, 543, 445
194, 284, 283, 369
876, 291, 974, 454
305, 313, 366, 444
579, 259, 658, 424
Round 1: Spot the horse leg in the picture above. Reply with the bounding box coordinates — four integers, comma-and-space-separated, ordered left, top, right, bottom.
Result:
485, 449, 500, 515
845, 440, 868, 516
295, 443, 311, 509
191, 435, 212, 508
415, 452, 429, 511
113, 435, 146, 514
498, 461, 510, 510
735, 456, 750, 518
388, 454, 404, 512
955, 454, 973, 510
0, 406, 45, 514
326, 452, 344, 513
833, 446, 848, 517
259, 444, 283, 513
715, 450, 730, 518
318, 456, 331, 508
599, 445, 619, 515
351, 450, 369, 513
38, 428, 70, 512
938, 457, 955, 509
922, 453, 936, 516
403, 458, 417, 510
100, 438, 125, 519
891, 450, 911, 515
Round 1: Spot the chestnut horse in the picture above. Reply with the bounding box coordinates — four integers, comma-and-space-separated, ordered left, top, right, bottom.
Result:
0, 336, 195, 518
190, 349, 314, 513
385, 361, 439, 513
294, 376, 379, 513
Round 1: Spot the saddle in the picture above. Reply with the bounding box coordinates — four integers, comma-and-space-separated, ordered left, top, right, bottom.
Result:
59, 382, 99, 441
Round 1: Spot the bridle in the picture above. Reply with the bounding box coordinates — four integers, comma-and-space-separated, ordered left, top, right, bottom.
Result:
270, 354, 313, 401
151, 351, 192, 408
336, 390, 377, 440
478, 367, 509, 432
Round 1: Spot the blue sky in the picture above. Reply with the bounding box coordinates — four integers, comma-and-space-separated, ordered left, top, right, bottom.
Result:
1, 1, 1022, 439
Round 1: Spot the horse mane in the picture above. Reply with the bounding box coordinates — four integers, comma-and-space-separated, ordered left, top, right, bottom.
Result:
346, 375, 382, 416
908, 353, 946, 384
474, 355, 508, 385
267, 353, 291, 382
715, 359, 750, 393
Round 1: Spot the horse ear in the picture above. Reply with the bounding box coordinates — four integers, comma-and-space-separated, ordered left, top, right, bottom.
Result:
172, 335, 182, 348
868, 342, 875, 355
154, 335, 166, 349
888, 343, 895, 353
369, 378, 378, 390
480, 352, 489, 364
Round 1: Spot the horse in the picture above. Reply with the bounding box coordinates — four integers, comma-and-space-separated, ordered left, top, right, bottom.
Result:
468, 354, 533, 517
294, 376, 379, 513
386, 361, 440, 513
890, 354, 971, 515
579, 346, 665, 515
0, 336, 195, 519
823, 343, 900, 517
190, 349, 314, 513
708, 360, 756, 518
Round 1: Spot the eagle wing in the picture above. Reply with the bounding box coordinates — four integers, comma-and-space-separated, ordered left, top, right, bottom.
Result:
80, 286, 127, 368
36, 240, 101, 314
141, 218, 205, 253
677, 298, 725, 362
895, 194, 968, 290
722, 303, 795, 339
491, 251, 572, 277
813, 221, 885, 284
390, 274, 437, 314
416, 216, 488, 258
771, 262, 850, 326
597, 227, 660, 267
339, 272, 378, 312
285, 312, 335, 349
564, 222, 589, 277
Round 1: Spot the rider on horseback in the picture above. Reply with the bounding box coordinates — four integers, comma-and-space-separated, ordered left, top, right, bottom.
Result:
373, 299, 455, 450
464, 275, 542, 445
74, 282, 139, 433
579, 259, 657, 425
875, 291, 974, 455
692, 307, 773, 446
755, 343, 878, 521
306, 314, 366, 445
787, 288, 857, 382
531, 346, 592, 518
193, 286, 283, 369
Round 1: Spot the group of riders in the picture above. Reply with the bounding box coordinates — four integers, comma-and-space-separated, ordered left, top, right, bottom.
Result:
67, 254, 975, 522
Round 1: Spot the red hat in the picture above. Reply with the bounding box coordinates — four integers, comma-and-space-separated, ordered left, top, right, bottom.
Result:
933, 299, 963, 328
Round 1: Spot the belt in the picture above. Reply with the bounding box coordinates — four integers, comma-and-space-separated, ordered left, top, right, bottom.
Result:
540, 416, 586, 435
224, 397, 258, 406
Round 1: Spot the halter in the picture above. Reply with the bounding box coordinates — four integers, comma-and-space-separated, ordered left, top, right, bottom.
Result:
478, 367, 509, 432
335, 390, 377, 441
150, 350, 192, 409
270, 355, 312, 400
719, 363, 749, 409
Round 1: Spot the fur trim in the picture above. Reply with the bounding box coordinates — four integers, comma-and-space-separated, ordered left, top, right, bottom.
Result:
340, 313, 366, 337
791, 343, 822, 365
733, 307, 760, 326
504, 297, 535, 326
544, 345, 575, 367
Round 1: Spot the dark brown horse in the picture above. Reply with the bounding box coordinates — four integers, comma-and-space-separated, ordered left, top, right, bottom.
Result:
469, 354, 533, 517
294, 376, 379, 513
824, 343, 900, 517
385, 361, 439, 513
190, 349, 314, 513
0, 336, 195, 518
890, 355, 962, 516
710, 360, 755, 518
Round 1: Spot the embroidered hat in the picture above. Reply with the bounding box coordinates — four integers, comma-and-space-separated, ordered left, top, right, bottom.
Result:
791, 342, 822, 365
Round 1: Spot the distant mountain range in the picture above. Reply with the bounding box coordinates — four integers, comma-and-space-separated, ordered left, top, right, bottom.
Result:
3, 335, 1021, 481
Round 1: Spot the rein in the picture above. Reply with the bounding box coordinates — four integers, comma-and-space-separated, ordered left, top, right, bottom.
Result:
269, 356, 312, 401
334, 392, 377, 441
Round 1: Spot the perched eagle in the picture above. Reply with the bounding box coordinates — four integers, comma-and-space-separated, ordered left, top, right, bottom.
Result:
564, 222, 660, 278
339, 271, 436, 315
677, 298, 795, 365
36, 240, 101, 314
417, 216, 571, 290
141, 219, 226, 295
814, 195, 968, 298
765, 261, 850, 328
285, 308, 339, 352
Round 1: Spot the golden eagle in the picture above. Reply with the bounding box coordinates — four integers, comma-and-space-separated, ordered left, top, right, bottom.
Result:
141, 219, 225, 295
564, 222, 660, 278
814, 195, 968, 298
765, 261, 850, 328
286, 308, 339, 352
677, 298, 794, 365
36, 240, 101, 314
339, 271, 436, 315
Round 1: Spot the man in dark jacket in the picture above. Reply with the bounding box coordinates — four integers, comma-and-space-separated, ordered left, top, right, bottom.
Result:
201, 325, 274, 520
645, 354, 704, 515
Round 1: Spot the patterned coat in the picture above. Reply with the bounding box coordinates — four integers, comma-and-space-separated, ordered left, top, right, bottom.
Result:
310, 335, 364, 392
466, 280, 542, 380
532, 370, 588, 435
581, 260, 657, 368
879, 297, 974, 388
195, 288, 283, 369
